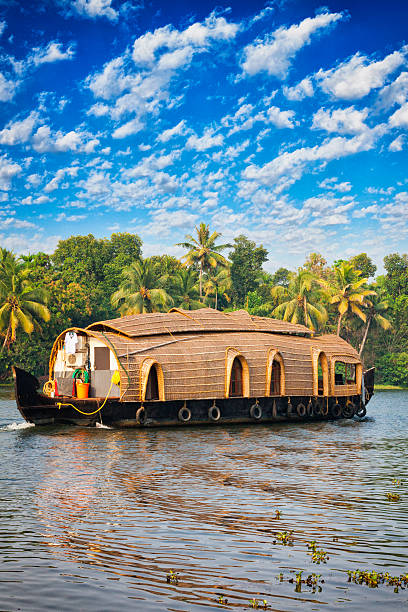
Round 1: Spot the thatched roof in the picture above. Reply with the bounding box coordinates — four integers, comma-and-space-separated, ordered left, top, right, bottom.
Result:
86, 307, 313, 338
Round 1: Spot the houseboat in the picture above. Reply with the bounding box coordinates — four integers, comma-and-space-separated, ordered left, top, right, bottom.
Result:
13, 307, 374, 427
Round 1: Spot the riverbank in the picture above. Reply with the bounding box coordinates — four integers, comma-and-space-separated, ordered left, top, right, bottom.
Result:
375, 384, 408, 390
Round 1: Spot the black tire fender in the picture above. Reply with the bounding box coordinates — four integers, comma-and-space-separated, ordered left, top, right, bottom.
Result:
356, 405, 367, 419
296, 402, 307, 417
321, 401, 329, 417
306, 400, 314, 417
250, 403, 262, 420
342, 400, 355, 418
136, 406, 145, 424
313, 399, 322, 416
208, 404, 221, 422
178, 406, 191, 422
331, 403, 342, 418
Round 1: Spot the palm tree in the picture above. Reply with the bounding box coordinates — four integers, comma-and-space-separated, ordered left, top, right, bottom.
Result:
111, 259, 173, 315
0, 252, 50, 351
169, 268, 203, 310
176, 223, 231, 299
271, 269, 327, 331
320, 262, 376, 336
204, 266, 232, 310
359, 290, 392, 356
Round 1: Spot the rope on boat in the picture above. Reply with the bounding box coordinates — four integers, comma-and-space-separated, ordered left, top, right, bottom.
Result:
56, 371, 120, 416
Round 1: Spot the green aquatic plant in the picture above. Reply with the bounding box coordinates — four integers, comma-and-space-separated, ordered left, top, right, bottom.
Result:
249, 599, 269, 609
347, 569, 408, 592
275, 510, 282, 519
217, 594, 228, 605
307, 541, 329, 563
274, 530, 294, 545
392, 478, 402, 486
278, 571, 324, 593
387, 492, 401, 501
166, 569, 179, 585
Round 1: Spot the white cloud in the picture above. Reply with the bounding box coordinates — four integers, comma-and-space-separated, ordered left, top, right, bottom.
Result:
132, 15, 238, 66
87, 56, 134, 100
0, 21, 6, 37
31, 41, 75, 66
242, 128, 384, 192
266, 105, 296, 128
317, 48, 406, 100
112, 117, 144, 139
389, 101, 408, 127
376, 71, 408, 109
242, 12, 342, 78
157, 119, 187, 142
0, 111, 38, 145
125, 151, 179, 177
87, 14, 238, 137
0, 154, 21, 190
56, 212, 87, 222
32, 125, 99, 152
283, 77, 314, 100
71, 0, 118, 21
0, 72, 18, 102
389, 134, 404, 151
0, 232, 61, 254
143, 208, 198, 236
186, 127, 223, 151
44, 165, 79, 192
311, 106, 368, 134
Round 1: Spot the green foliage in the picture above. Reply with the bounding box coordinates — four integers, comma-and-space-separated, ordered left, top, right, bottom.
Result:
229, 235, 268, 306
111, 259, 173, 314
384, 253, 408, 297
376, 352, 408, 386
349, 253, 377, 279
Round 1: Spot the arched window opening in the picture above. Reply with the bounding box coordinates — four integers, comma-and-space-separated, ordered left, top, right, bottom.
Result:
229, 357, 243, 397
316, 352, 329, 396
145, 365, 159, 400
270, 360, 281, 396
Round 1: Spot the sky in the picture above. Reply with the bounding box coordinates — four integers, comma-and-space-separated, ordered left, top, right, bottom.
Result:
0, 0, 408, 272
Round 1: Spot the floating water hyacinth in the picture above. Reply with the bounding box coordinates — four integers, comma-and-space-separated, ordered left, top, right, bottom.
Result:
347, 569, 408, 592
274, 530, 294, 545
166, 569, 179, 585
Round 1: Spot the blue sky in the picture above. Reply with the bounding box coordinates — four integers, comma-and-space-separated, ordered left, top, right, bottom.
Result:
0, 0, 407, 272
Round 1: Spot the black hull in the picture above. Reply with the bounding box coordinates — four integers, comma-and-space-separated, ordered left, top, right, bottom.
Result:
13, 366, 373, 428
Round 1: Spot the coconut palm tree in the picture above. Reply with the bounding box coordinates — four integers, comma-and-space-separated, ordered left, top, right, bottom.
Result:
359, 290, 392, 356
319, 262, 376, 336
0, 252, 50, 351
169, 268, 203, 310
176, 223, 231, 300
204, 266, 232, 310
111, 259, 173, 315
271, 269, 327, 331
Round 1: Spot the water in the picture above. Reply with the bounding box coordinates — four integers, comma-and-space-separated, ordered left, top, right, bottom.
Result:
0, 386, 407, 611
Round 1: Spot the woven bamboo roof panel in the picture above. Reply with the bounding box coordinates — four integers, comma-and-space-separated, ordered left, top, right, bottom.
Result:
86, 307, 313, 338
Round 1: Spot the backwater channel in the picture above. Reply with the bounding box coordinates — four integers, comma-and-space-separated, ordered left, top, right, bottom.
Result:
0, 387, 407, 611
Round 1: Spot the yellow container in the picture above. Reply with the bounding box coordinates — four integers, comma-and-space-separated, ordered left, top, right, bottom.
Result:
76, 381, 90, 399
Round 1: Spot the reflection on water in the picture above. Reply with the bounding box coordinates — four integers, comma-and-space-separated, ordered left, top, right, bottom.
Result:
0, 387, 407, 611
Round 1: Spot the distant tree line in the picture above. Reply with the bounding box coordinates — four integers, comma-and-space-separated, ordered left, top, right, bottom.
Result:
0, 226, 407, 386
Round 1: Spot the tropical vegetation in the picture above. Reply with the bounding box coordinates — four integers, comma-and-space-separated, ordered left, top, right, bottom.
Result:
0, 230, 407, 387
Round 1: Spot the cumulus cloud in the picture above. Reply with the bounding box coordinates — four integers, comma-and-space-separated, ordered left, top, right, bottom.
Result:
86, 14, 238, 136
266, 105, 296, 128
44, 165, 79, 192
70, 0, 118, 21
317, 48, 407, 100
389, 135, 404, 151
0, 111, 38, 145
132, 15, 238, 66
312, 106, 368, 134
157, 120, 187, 142
242, 128, 384, 192
32, 125, 99, 153
241, 12, 342, 78
376, 71, 408, 109
186, 127, 223, 151
0, 154, 22, 190
0, 72, 19, 102
30, 41, 75, 66
283, 77, 314, 100
389, 102, 408, 127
